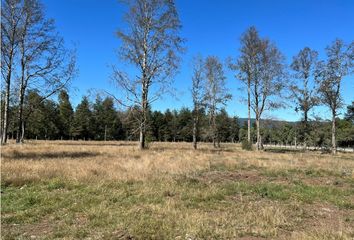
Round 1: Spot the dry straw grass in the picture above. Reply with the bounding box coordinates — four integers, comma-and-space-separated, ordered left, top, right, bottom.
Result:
1, 140, 353, 185
1, 141, 354, 184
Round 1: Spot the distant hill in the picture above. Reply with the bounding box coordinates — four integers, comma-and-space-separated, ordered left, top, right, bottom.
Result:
237, 118, 297, 127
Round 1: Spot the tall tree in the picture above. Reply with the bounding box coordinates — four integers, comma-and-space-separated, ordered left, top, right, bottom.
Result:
92, 96, 122, 140
1, 0, 23, 144
113, 0, 184, 149
204, 56, 231, 148
25, 90, 61, 140
150, 110, 166, 141
92, 96, 104, 140
230, 26, 261, 144
163, 109, 176, 141
251, 38, 286, 150
177, 107, 193, 142
290, 47, 319, 144
15, 0, 76, 143
229, 116, 240, 143
191, 55, 206, 149
58, 90, 73, 139
215, 108, 231, 143
316, 39, 354, 154
72, 96, 93, 140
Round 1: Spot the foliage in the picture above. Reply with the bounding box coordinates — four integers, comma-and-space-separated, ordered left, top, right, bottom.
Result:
2, 90, 353, 148
345, 101, 354, 123
241, 140, 253, 150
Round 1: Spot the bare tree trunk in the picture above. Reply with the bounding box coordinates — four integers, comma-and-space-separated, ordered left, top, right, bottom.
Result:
139, 87, 147, 150
192, 113, 198, 150
16, 42, 26, 144
332, 111, 337, 154
1, 44, 15, 145
247, 80, 251, 143
212, 110, 217, 148
16, 47, 26, 144
2, 80, 11, 144
139, 122, 145, 149
256, 117, 262, 150
303, 110, 309, 147
1, 2, 19, 145
21, 120, 25, 142
294, 134, 297, 149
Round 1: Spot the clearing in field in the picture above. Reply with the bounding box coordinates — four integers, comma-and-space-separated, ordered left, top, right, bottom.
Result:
1, 141, 354, 239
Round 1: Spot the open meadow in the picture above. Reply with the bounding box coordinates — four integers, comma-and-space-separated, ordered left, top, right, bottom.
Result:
1, 141, 354, 239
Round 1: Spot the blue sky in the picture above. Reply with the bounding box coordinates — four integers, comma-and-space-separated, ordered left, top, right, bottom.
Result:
42, 0, 354, 121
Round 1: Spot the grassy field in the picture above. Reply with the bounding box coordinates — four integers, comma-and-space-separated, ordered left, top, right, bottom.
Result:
1, 141, 354, 239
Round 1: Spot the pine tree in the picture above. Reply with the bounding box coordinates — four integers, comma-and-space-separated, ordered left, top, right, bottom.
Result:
102, 97, 123, 140
26, 90, 60, 140
72, 96, 93, 140
345, 102, 354, 123
58, 90, 74, 139
177, 107, 193, 142
92, 96, 104, 140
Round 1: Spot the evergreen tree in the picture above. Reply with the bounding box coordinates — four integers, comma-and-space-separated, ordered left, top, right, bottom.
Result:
72, 96, 93, 140
216, 109, 230, 143
337, 119, 354, 147
26, 90, 60, 140
58, 90, 74, 139
229, 116, 240, 143
345, 102, 354, 122
102, 97, 124, 140
177, 107, 193, 142
150, 110, 166, 141
92, 96, 104, 140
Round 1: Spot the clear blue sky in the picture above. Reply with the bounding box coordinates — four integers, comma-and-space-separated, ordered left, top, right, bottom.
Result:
42, 0, 354, 121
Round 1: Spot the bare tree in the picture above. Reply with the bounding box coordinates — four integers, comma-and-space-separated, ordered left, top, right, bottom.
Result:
251, 39, 286, 150
1, 0, 23, 144
204, 56, 231, 148
15, 0, 76, 143
290, 47, 319, 145
191, 55, 206, 150
316, 39, 354, 154
229, 26, 261, 144
113, 0, 184, 149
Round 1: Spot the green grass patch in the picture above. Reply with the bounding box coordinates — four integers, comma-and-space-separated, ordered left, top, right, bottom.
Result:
2, 169, 354, 239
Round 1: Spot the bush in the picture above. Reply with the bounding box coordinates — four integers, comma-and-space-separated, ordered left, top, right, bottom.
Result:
241, 140, 253, 151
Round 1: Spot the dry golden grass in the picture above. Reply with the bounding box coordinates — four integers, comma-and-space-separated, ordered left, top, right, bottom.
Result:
1, 141, 354, 239
1, 140, 353, 184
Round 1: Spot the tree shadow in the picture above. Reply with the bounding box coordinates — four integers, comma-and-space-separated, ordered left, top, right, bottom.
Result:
2, 150, 100, 160
51, 142, 138, 147
264, 148, 305, 154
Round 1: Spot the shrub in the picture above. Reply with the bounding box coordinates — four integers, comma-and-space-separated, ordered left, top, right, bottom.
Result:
241, 140, 253, 151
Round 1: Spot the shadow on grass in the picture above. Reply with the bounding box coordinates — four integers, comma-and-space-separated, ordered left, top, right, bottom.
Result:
3, 151, 100, 160
150, 146, 237, 153
264, 148, 306, 154
54, 142, 137, 147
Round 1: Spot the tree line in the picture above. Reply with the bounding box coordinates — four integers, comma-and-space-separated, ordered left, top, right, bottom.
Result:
1, 88, 353, 149
1, 0, 353, 154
